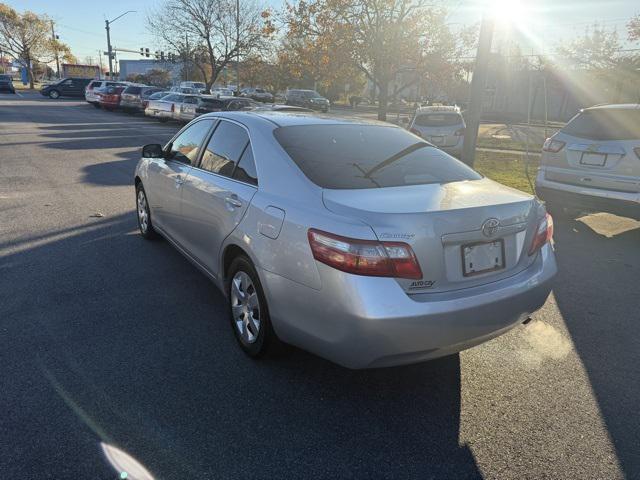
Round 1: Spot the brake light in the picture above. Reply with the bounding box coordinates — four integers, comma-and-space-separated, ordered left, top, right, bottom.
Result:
455, 127, 466, 136
542, 138, 566, 153
410, 128, 422, 138
308, 229, 423, 279
634, 147, 640, 160
528, 213, 554, 256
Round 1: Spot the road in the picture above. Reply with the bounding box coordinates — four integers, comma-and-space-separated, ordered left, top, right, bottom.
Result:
1, 92, 639, 479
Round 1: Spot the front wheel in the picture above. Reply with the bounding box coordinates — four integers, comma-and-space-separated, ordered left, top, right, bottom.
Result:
136, 184, 158, 240
49, 90, 60, 99
227, 256, 282, 358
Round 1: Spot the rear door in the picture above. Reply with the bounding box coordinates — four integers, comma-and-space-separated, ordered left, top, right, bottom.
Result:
543, 108, 640, 193
145, 120, 215, 244
181, 120, 258, 276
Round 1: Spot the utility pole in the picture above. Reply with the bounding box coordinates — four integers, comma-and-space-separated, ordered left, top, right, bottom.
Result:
462, 13, 495, 167
104, 11, 136, 80
97, 50, 104, 78
184, 33, 189, 82
235, 0, 240, 95
50, 21, 60, 79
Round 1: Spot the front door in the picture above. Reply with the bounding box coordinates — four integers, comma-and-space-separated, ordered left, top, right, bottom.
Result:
181, 120, 258, 277
145, 119, 215, 245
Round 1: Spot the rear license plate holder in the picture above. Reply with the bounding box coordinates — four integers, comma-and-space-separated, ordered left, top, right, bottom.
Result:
461, 240, 505, 277
580, 152, 607, 166
430, 135, 444, 145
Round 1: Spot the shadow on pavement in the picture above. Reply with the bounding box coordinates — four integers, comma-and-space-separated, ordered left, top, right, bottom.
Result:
551, 216, 640, 478
0, 212, 482, 479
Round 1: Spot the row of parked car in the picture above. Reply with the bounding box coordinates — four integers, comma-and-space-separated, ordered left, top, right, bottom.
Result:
84, 80, 316, 123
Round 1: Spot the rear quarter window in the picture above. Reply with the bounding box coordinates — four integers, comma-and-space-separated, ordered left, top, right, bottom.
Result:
561, 109, 640, 141
124, 86, 143, 94
274, 124, 481, 189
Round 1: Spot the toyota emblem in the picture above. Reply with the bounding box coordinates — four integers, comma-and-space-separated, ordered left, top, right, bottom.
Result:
481, 218, 501, 237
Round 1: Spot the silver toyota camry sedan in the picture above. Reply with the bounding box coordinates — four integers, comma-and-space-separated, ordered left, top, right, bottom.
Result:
134, 112, 557, 368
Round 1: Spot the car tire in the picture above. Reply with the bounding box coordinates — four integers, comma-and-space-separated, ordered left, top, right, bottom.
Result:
136, 183, 158, 240
227, 255, 283, 358
48, 90, 60, 99
92, 103, 101, 109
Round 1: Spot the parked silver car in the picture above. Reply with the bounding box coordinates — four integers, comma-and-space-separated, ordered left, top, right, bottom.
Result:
144, 93, 198, 122
408, 106, 466, 157
536, 104, 640, 220
134, 112, 557, 368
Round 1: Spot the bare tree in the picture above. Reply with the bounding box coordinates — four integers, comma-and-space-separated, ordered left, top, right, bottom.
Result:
0, 3, 72, 88
148, 0, 274, 89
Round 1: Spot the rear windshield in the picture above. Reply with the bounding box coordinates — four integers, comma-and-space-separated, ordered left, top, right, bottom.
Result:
274, 124, 481, 189
414, 113, 463, 127
562, 109, 640, 141
199, 98, 223, 106
123, 86, 143, 94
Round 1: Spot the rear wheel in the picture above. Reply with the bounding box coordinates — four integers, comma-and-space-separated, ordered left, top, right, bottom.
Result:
48, 90, 60, 99
92, 102, 101, 109
227, 256, 282, 358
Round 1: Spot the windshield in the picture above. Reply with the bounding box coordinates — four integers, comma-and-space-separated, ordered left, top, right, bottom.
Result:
149, 92, 170, 100
562, 109, 640, 141
274, 124, 481, 189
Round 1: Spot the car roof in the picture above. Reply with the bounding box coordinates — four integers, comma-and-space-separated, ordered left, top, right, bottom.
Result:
584, 103, 640, 111
203, 110, 394, 128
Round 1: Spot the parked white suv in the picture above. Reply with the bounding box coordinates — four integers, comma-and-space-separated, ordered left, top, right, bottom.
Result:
85, 80, 128, 107
179, 81, 207, 93
408, 106, 465, 157
536, 104, 640, 220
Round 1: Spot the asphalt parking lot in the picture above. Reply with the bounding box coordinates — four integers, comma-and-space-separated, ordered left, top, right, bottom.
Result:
1, 91, 639, 479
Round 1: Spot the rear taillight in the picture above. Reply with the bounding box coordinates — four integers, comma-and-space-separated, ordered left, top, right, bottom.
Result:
542, 138, 566, 153
410, 128, 422, 138
634, 147, 640, 159
528, 213, 554, 256
308, 229, 423, 279
454, 127, 466, 136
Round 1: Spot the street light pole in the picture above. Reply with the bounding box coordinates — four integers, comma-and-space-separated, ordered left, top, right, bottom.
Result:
50, 21, 61, 79
104, 10, 136, 81
462, 12, 495, 167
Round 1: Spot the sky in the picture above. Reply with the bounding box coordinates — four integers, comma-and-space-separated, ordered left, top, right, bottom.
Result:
9, 0, 640, 64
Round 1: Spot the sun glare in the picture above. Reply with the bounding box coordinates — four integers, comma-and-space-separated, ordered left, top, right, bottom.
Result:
489, 0, 527, 25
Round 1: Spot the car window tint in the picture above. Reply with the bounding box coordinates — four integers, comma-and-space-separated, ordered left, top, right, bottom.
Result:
561, 109, 640, 141
233, 147, 258, 185
414, 113, 463, 127
274, 124, 481, 189
168, 120, 213, 164
199, 121, 249, 176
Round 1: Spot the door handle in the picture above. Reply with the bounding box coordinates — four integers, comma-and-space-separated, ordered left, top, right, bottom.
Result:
225, 195, 242, 208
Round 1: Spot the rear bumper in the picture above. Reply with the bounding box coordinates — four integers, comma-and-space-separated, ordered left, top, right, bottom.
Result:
536, 172, 640, 220
145, 109, 173, 119
262, 243, 556, 369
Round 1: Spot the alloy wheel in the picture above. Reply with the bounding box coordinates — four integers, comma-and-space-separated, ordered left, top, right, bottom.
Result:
137, 189, 149, 234
230, 271, 261, 344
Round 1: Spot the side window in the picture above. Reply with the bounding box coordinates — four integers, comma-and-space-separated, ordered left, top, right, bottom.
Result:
199, 121, 249, 177
168, 120, 213, 164
233, 147, 258, 186
184, 96, 198, 104
62, 79, 73, 86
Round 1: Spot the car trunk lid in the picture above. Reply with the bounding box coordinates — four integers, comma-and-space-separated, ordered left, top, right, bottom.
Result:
543, 133, 640, 193
322, 178, 539, 294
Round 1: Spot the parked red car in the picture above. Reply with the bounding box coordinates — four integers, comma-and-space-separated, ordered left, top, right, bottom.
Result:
97, 86, 126, 111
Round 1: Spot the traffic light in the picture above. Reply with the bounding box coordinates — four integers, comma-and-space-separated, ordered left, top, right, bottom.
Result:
160, 51, 165, 61
145, 48, 150, 58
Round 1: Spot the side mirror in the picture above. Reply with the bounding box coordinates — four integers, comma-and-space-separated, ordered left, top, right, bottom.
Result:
142, 143, 165, 159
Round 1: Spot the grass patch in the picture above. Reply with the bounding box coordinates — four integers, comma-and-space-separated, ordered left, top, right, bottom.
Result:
474, 151, 539, 194
476, 136, 530, 152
